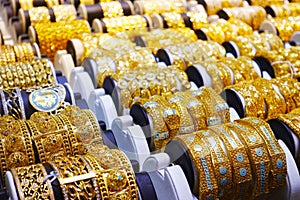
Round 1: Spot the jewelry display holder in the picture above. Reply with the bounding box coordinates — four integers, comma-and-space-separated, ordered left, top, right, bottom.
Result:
111, 115, 170, 173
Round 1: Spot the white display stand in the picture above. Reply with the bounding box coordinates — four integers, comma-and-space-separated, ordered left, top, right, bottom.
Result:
111, 115, 170, 172
290, 31, 300, 46
0, 7, 14, 45
92, 93, 118, 130
69, 68, 94, 104
148, 165, 194, 200
54, 50, 75, 82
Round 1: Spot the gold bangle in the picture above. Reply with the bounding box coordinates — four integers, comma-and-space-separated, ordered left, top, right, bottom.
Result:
27, 112, 70, 163
253, 78, 286, 120
228, 121, 271, 198
150, 95, 181, 148
211, 124, 253, 199
197, 130, 233, 199
212, 60, 232, 87
167, 94, 195, 134
33, 20, 91, 60
81, 110, 103, 142
60, 106, 104, 151
57, 114, 83, 155
271, 77, 298, 113
82, 153, 108, 199
52, 5, 77, 21
175, 91, 206, 131
176, 133, 218, 200
134, 98, 170, 151
162, 12, 186, 29
48, 155, 99, 200
86, 147, 139, 199
28, 7, 50, 25
193, 87, 223, 126
0, 120, 35, 182
227, 81, 266, 119
11, 163, 55, 200
100, 1, 124, 18
102, 15, 147, 34
238, 117, 287, 190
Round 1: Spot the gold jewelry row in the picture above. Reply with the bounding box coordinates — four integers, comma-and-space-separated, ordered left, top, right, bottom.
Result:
0, 59, 55, 90
116, 65, 191, 109
11, 149, 138, 200
133, 87, 230, 151
175, 117, 286, 200
226, 77, 300, 120
0, 105, 103, 185
33, 20, 91, 60
0, 43, 35, 65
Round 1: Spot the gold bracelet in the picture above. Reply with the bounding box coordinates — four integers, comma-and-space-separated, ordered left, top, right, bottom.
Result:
202, 87, 230, 124
86, 147, 138, 199
166, 94, 195, 134
27, 112, 70, 163
0, 120, 35, 182
22, 43, 35, 62
193, 87, 223, 126
28, 7, 50, 25
211, 60, 232, 87
271, 77, 298, 113
238, 117, 287, 190
103, 15, 147, 33
229, 121, 271, 198
11, 163, 55, 200
253, 78, 286, 120
175, 91, 206, 131
52, 5, 77, 21
200, 23, 226, 44
34, 20, 91, 60
227, 81, 266, 119
100, 1, 124, 18
60, 106, 104, 150
82, 110, 103, 141
134, 98, 169, 151
200, 61, 224, 93
176, 133, 218, 200
198, 130, 233, 199
162, 12, 185, 29
211, 124, 253, 199
49, 155, 99, 200
150, 95, 181, 148
82, 154, 108, 199
57, 114, 83, 155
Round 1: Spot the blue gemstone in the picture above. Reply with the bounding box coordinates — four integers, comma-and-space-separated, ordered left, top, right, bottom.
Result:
202, 131, 210, 136
277, 174, 283, 182
206, 196, 214, 200
236, 154, 244, 162
187, 136, 194, 142
255, 148, 263, 157
194, 144, 202, 151
252, 119, 260, 123
240, 168, 247, 177
219, 167, 227, 175
277, 160, 283, 169
220, 178, 227, 186
249, 135, 256, 142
